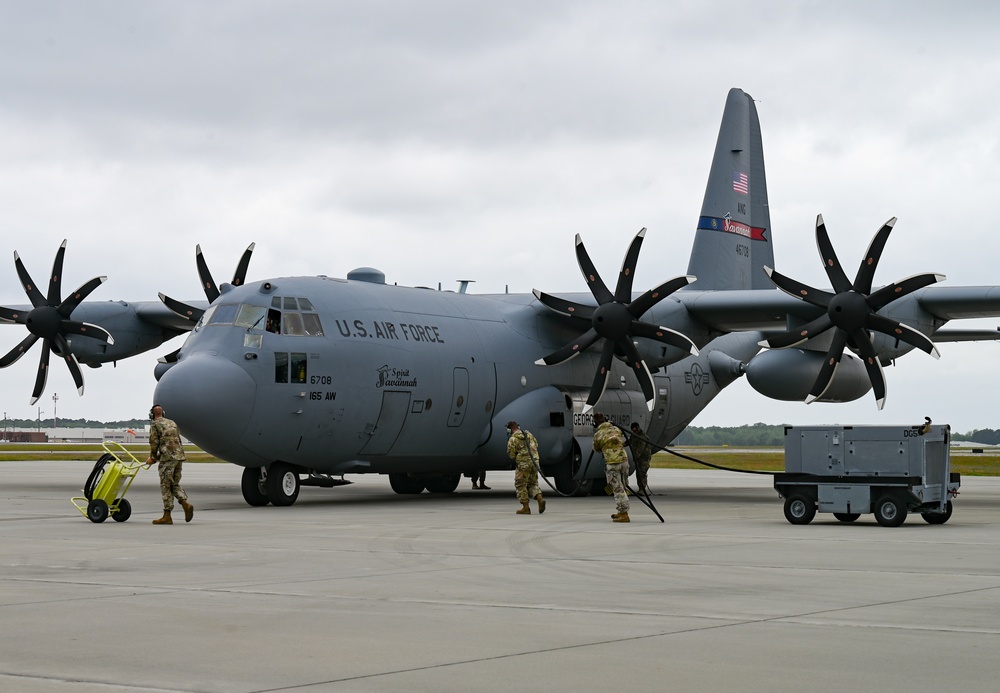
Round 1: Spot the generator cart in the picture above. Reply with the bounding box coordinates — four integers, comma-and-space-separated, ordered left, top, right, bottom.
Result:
774, 424, 960, 527
71, 442, 151, 523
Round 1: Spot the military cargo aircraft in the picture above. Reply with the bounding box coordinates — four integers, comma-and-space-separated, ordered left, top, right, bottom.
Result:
3, 88, 999, 506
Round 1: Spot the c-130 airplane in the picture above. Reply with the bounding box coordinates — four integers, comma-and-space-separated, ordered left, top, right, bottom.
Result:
3, 88, 999, 507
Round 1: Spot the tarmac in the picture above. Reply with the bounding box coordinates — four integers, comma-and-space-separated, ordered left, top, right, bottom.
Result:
2, 460, 999, 693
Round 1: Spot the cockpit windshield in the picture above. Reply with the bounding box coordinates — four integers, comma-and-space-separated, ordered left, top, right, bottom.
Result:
192, 298, 323, 337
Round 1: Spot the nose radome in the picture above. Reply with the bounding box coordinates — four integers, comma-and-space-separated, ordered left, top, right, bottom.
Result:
153, 354, 255, 457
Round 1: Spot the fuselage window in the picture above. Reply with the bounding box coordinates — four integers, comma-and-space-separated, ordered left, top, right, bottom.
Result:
235, 304, 267, 329
290, 352, 307, 383
244, 333, 262, 349
209, 303, 239, 325
274, 352, 289, 383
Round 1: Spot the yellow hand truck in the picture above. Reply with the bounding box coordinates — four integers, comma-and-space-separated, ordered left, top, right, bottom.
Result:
71, 442, 151, 523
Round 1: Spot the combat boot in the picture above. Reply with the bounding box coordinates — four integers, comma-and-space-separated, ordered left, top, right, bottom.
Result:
516, 502, 531, 514
612, 512, 630, 523
535, 493, 546, 514
152, 510, 173, 525
180, 500, 194, 523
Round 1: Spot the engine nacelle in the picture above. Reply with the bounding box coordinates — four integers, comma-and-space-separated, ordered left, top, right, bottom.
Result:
745, 348, 872, 403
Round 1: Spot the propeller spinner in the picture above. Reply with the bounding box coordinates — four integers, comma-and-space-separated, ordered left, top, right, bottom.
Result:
0, 240, 114, 403
534, 228, 697, 413
761, 215, 944, 409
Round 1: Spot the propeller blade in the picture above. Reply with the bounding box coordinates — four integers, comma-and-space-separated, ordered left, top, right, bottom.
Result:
631, 321, 699, 355
60, 320, 114, 345
574, 235, 614, 305
534, 328, 601, 367
853, 218, 896, 294
815, 214, 852, 293
866, 314, 940, 358
614, 228, 645, 303
583, 340, 616, 413
14, 251, 46, 308
619, 338, 656, 409
58, 276, 108, 317
531, 289, 595, 320
629, 275, 695, 317
851, 328, 887, 410
805, 329, 849, 404
195, 244, 220, 303
0, 333, 39, 368
0, 305, 27, 324
47, 240, 67, 305
764, 267, 833, 308
231, 243, 256, 287
867, 272, 945, 311
159, 292, 205, 322
29, 340, 51, 404
759, 314, 834, 349
54, 333, 85, 395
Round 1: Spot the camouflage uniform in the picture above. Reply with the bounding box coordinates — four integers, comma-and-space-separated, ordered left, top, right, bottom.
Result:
150, 417, 189, 511
507, 429, 540, 504
594, 421, 629, 514
629, 426, 652, 493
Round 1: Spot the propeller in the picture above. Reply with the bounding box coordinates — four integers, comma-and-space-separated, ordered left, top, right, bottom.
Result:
533, 228, 698, 413
159, 242, 256, 323
760, 215, 944, 409
0, 240, 114, 403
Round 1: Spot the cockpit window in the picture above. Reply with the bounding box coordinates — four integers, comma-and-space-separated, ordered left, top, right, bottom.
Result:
271, 296, 282, 309
302, 313, 323, 336
298, 297, 314, 311
282, 313, 305, 336
209, 303, 239, 325
235, 304, 267, 329
283, 297, 298, 311
267, 297, 324, 337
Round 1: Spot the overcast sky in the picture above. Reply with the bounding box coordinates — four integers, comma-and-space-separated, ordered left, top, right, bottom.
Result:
1, 1, 999, 433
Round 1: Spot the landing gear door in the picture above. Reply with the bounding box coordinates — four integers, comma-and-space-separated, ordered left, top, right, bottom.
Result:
360, 390, 410, 455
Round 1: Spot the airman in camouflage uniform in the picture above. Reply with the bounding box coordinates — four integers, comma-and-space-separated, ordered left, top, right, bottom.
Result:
506, 421, 545, 515
146, 405, 194, 525
629, 422, 652, 495
593, 413, 629, 522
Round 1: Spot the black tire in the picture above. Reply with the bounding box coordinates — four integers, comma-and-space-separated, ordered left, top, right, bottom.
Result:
84, 453, 115, 500
388, 473, 425, 494
921, 500, 953, 525
833, 512, 861, 523
783, 494, 816, 525
266, 462, 300, 506
111, 498, 131, 522
552, 444, 593, 497
873, 494, 907, 527
87, 499, 109, 523
423, 474, 461, 494
241, 467, 270, 507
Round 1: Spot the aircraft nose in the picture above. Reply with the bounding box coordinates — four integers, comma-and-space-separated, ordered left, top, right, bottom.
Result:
153, 354, 255, 457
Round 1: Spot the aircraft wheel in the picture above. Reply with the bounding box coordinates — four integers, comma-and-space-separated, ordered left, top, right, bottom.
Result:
241, 467, 270, 507
921, 500, 953, 525
388, 473, 425, 494
873, 494, 907, 527
111, 498, 132, 522
833, 512, 860, 523
423, 474, 461, 493
266, 462, 300, 506
87, 499, 109, 523
783, 494, 815, 525
552, 446, 592, 497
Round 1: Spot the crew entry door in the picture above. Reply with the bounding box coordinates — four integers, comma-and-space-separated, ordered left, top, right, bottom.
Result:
448, 367, 469, 427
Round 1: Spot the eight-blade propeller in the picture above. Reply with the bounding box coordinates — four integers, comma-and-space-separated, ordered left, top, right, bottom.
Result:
534, 228, 697, 413
159, 242, 256, 323
760, 215, 944, 409
0, 240, 113, 403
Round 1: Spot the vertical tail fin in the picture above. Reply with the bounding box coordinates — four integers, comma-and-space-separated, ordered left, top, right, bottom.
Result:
686, 88, 774, 291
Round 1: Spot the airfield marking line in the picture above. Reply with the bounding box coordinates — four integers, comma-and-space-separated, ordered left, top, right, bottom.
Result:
0, 671, 204, 693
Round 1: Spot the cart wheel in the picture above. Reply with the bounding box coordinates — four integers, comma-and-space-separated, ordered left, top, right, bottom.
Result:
87, 499, 109, 523
241, 467, 270, 507
783, 494, 816, 525
921, 500, 953, 525
833, 513, 861, 523
873, 494, 907, 527
266, 462, 300, 506
112, 498, 132, 522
